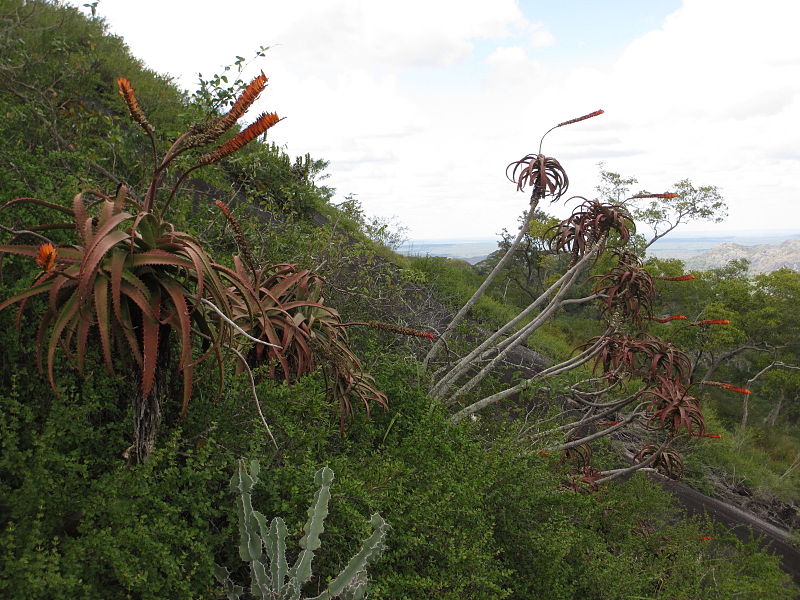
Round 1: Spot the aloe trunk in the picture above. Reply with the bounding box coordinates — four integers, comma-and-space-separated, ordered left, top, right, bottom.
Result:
423, 203, 538, 369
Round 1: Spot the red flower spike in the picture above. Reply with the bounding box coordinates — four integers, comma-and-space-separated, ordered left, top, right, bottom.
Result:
690, 319, 730, 326
701, 434, 723, 438
658, 274, 696, 281
631, 193, 678, 199
700, 381, 752, 395
649, 315, 687, 323
36, 243, 57, 272
214, 200, 230, 216
555, 109, 604, 128
698, 536, 714, 542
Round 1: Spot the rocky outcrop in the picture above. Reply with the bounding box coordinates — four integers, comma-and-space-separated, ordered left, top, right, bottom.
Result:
685, 239, 800, 274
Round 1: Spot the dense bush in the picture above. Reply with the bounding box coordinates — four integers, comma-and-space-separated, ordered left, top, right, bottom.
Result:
0, 349, 795, 599
0, 2, 796, 599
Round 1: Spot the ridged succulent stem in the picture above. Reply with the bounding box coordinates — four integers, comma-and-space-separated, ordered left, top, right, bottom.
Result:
217, 461, 386, 600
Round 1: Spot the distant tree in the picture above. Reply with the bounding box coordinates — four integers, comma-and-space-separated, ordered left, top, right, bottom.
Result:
334, 194, 409, 250
596, 166, 728, 248
479, 209, 562, 300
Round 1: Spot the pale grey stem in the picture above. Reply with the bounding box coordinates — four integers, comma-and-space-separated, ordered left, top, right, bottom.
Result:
527, 391, 642, 442
595, 437, 671, 485
779, 451, 800, 480
560, 293, 603, 306
516, 408, 574, 438
741, 360, 800, 426
450, 333, 608, 422
570, 385, 644, 409
564, 392, 642, 439
229, 346, 278, 450
200, 298, 282, 348
445, 257, 592, 404
192, 329, 279, 450
570, 374, 623, 399
424, 203, 539, 368
431, 248, 595, 398
546, 402, 647, 451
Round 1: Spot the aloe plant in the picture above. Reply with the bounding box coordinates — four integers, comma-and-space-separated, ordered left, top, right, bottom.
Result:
0, 74, 283, 463
214, 203, 389, 431
216, 460, 388, 600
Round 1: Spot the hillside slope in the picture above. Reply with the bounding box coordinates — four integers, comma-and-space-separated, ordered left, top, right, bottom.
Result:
0, 2, 797, 598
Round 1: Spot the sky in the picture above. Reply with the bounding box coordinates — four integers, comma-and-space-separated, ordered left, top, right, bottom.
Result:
74, 0, 800, 240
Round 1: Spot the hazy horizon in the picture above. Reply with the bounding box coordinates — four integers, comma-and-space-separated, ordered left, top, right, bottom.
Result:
400, 228, 800, 264
403, 228, 800, 244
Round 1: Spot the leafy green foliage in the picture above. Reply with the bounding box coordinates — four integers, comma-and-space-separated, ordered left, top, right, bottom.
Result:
0, 4, 796, 599
596, 168, 727, 247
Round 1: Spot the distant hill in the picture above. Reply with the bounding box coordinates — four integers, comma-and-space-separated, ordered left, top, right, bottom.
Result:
683, 239, 800, 274
401, 231, 800, 273
399, 238, 498, 264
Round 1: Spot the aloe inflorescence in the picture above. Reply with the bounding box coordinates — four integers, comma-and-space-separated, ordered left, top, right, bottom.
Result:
0, 71, 385, 462
506, 109, 603, 202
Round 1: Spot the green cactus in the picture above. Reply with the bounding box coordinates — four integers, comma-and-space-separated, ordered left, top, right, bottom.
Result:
215, 460, 388, 600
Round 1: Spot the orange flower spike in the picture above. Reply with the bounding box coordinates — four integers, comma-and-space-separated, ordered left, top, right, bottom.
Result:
116, 77, 153, 134
690, 319, 730, 326
218, 72, 268, 130
698, 536, 714, 542
649, 315, 687, 323
701, 433, 723, 438
701, 380, 752, 395
36, 243, 57, 272
658, 274, 695, 281
631, 193, 678, 199
198, 112, 282, 165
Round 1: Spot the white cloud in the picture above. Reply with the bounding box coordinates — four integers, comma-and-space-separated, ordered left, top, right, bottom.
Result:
77, 0, 800, 237
527, 23, 555, 47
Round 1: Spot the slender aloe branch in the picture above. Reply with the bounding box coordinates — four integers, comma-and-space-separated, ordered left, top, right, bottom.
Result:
546, 401, 648, 451
444, 251, 595, 404
200, 298, 282, 348
524, 390, 643, 442
431, 248, 597, 399
450, 331, 609, 422
595, 436, 671, 485
423, 202, 539, 368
